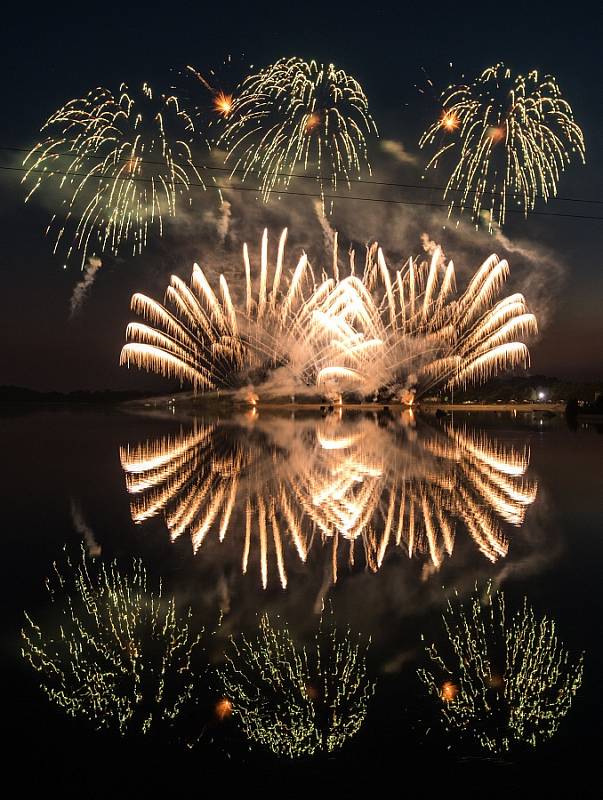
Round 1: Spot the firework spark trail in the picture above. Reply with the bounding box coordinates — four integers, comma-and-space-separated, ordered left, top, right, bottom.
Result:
419, 63, 585, 228
218, 57, 377, 208
218, 608, 374, 757
184, 56, 241, 123
21, 548, 204, 739
119, 416, 538, 588
23, 82, 210, 267
120, 229, 537, 400
418, 583, 584, 754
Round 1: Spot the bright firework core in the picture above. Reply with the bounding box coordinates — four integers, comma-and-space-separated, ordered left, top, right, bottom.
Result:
120, 229, 537, 401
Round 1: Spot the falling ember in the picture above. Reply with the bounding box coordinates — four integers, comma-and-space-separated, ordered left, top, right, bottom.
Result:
215, 697, 233, 720
120, 228, 537, 400
488, 125, 505, 143
305, 112, 320, 133
124, 157, 139, 175
218, 57, 377, 206
440, 681, 459, 702
487, 673, 505, 689
305, 684, 320, 701
420, 63, 585, 227
213, 90, 233, 117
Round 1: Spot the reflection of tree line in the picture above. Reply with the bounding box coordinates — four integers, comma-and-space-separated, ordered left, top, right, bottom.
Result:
23, 551, 583, 759
119, 415, 538, 588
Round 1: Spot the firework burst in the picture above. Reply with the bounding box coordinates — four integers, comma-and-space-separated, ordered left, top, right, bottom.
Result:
22, 548, 205, 739
418, 584, 584, 754
23, 82, 209, 267
182, 59, 242, 124
217, 57, 377, 205
218, 608, 374, 757
419, 64, 585, 227
120, 229, 537, 399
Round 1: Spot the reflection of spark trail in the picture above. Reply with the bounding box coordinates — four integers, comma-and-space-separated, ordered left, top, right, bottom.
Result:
119, 416, 537, 589
219, 609, 374, 757
218, 57, 377, 206
120, 228, 536, 399
420, 64, 585, 227
23, 83, 208, 267
21, 549, 203, 737
418, 584, 584, 754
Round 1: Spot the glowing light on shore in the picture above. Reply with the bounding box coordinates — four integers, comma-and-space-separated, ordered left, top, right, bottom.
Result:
21, 548, 204, 738
218, 609, 374, 757
218, 57, 377, 205
120, 229, 537, 400
23, 82, 208, 267
420, 64, 585, 227
418, 584, 584, 754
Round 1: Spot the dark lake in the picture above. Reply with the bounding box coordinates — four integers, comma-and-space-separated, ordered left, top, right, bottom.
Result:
2, 405, 601, 794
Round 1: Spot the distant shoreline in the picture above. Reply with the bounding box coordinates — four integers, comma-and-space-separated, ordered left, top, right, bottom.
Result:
123, 394, 568, 413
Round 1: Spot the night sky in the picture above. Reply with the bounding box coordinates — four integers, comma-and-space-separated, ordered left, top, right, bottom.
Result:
1, 1, 601, 391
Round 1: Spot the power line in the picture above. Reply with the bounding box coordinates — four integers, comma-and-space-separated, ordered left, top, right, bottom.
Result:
3, 143, 601, 206
2, 163, 602, 222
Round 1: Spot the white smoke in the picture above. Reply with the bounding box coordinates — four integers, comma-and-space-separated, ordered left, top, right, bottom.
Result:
157, 145, 564, 345
69, 255, 102, 317
203, 199, 232, 244
380, 139, 419, 166
70, 498, 101, 557
420, 231, 447, 267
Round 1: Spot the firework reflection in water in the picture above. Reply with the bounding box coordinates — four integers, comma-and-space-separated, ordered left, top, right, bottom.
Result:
219, 607, 374, 757
418, 583, 584, 754
119, 414, 538, 589
21, 548, 206, 741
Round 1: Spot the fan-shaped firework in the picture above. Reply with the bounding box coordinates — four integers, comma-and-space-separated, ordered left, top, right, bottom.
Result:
120, 228, 537, 400
22, 548, 204, 739
218, 609, 374, 757
217, 57, 377, 205
418, 584, 584, 754
419, 64, 585, 227
119, 416, 538, 588
23, 82, 209, 267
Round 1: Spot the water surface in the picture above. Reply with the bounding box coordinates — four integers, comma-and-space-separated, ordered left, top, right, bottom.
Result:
2, 406, 601, 793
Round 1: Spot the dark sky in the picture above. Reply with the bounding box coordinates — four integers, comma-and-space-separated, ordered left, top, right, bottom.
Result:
1, 0, 601, 391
